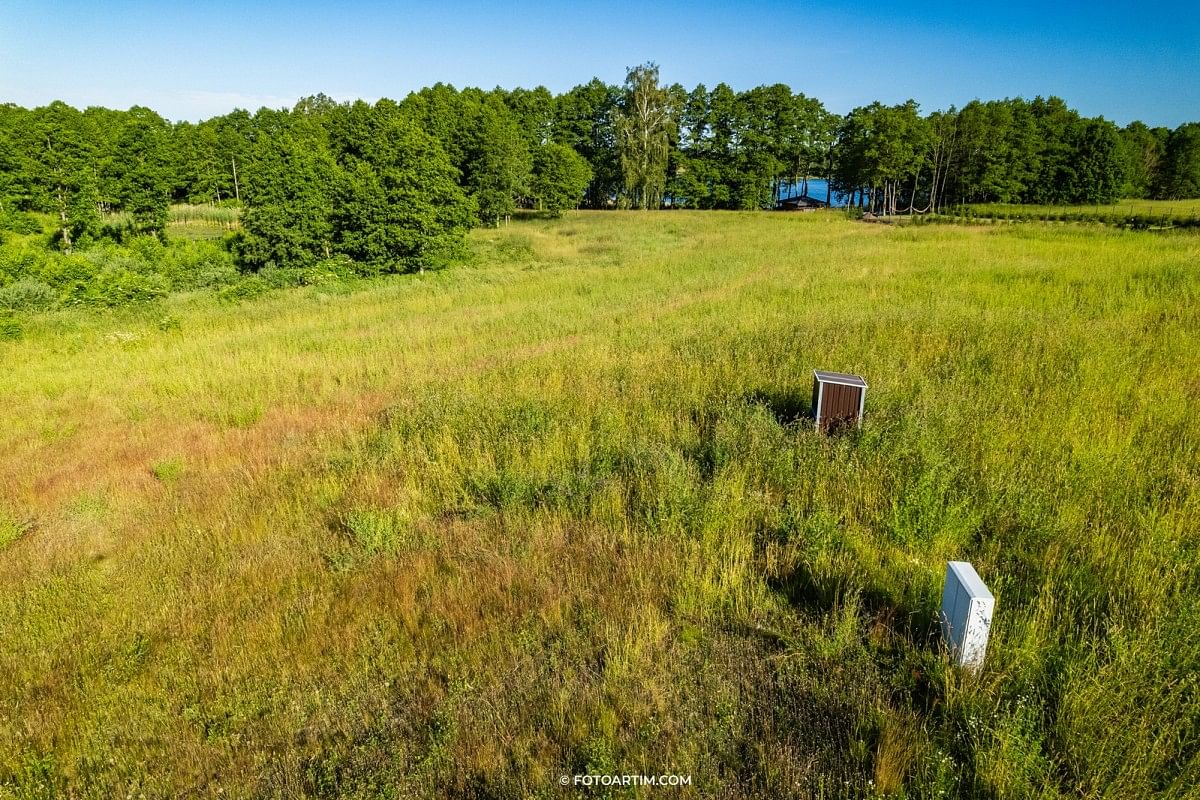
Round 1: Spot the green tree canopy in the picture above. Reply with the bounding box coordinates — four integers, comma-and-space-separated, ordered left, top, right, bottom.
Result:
1119, 122, 1168, 199
464, 94, 532, 226
0, 73, 1197, 266
1160, 123, 1200, 199
112, 106, 173, 237
25, 102, 100, 252
238, 120, 336, 269
332, 107, 474, 271
531, 142, 593, 215
553, 79, 621, 209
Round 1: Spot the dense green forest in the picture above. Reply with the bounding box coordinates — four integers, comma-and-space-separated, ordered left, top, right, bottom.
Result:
1, 63, 1198, 292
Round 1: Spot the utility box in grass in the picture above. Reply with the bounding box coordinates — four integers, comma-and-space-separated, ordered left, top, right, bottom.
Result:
812, 370, 867, 433
940, 561, 995, 671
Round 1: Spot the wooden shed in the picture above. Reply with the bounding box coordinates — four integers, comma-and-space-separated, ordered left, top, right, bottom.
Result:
812, 370, 867, 432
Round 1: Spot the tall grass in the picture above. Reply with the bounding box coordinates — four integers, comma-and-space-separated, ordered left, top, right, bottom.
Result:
955, 198, 1200, 228
0, 211, 1198, 797
167, 203, 241, 240
168, 203, 242, 226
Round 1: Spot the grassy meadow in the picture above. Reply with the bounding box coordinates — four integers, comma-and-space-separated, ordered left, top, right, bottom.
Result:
958, 198, 1200, 228
166, 203, 242, 241
1, 211, 1199, 798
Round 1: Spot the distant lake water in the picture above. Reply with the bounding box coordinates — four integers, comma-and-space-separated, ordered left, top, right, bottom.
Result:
663, 178, 854, 208
778, 179, 853, 208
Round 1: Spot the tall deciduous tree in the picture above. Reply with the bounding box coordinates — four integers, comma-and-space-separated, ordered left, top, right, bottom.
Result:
1118, 122, 1168, 199
530, 142, 592, 215
333, 107, 474, 272
504, 86, 555, 149
26, 102, 100, 252
1160, 123, 1200, 199
465, 94, 531, 226
554, 79, 622, 208
1067, 118, 1125, 204
0, 104, 31, 213
238, 110, 337, 269
112, 106, 173, 238
615, 63, 675, 209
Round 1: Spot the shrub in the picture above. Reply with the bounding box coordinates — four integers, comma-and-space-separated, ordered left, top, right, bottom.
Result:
32, 253, 98, 301
83, 243, 157, 276
323, 254, 364, 279
217, 275, 271, 303
258, 255, 360, 288
0, 279, 57, 312
256, 266, 305, 289
0, 210, 43, 235
87, 268, 169, 306
156, 313, 181, 332
0, 244, 52, 286
126, 235, 167, 264
160, 240, 239, 290
96, 220, 132, 244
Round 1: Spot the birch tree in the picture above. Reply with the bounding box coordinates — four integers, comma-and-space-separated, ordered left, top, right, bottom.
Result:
616, 63, 675, 209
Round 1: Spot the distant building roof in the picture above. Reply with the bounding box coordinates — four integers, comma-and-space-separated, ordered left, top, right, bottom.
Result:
776, 195, 829, 210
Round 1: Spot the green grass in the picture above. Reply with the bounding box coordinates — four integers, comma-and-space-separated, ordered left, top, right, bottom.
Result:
1, 211, 1198, 797
958, 198, 1200, 228
149, 456, 186, 483
0, 514, 31, 551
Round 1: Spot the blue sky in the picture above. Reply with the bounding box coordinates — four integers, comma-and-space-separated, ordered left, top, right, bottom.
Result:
1, 1, 1197, 126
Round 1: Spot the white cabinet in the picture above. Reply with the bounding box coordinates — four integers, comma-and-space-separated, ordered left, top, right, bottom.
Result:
940, 561, 994, 671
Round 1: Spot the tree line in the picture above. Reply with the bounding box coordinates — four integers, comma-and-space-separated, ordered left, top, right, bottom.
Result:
1, 63, 1198, 270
